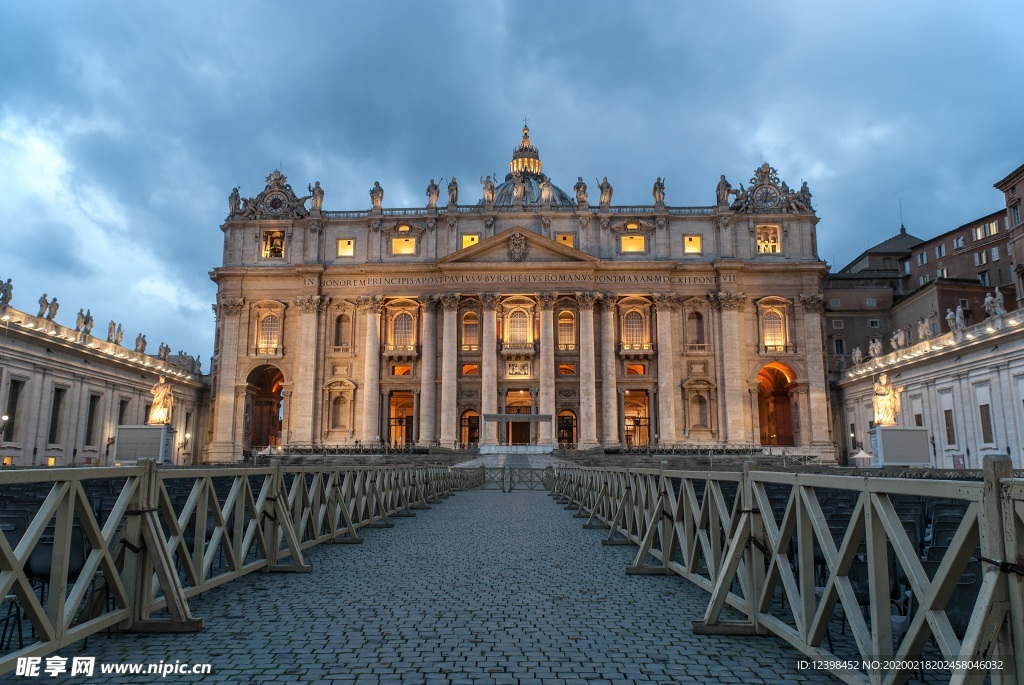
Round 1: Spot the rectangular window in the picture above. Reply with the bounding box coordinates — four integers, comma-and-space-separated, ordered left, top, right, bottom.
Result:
392, 365, 411, 376
391, 237, 417, 255
914, 413, 923, 427
954, 236, 965, 249
903, 261, 911, 275
917, 252, 927, 265
118, 398, 130, 426
833, 339, 845, 354
337, 239, 355, 257
460, 234, 479, 250
556, 233, 574, 248
3, 379, 25, 442
84, 394, 102, 446
830, 298, 841, 307
620, 235, 646, 253
935, 244, 946, 258
626, 363, 646, 375
558, 364, 576, 375
867, 319, 881, 328
756, 225, 781, 253
261, 231, 285, 259
684, 235, 702, 254
865, 298, 877, 307
992, 247, 1000, 261
936, 268, 947, 278
943, 408, 956, 445
832, 320, 844, 329
1013, 205, 1021, 226
975, 251, 988, 266
979, 271, 990, 286
978, 404, 994, 444
461, 364, 478, 376
48, 387, 66, 445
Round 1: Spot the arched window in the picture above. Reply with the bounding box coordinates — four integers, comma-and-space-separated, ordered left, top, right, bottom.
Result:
462, 312, 479, 349
331, 396, 348, 429
623, 310, 645, 346
393, 312, 414, 347
508, 309, 529, 345
258, 315, 279, 353
691, 395, 709, 429
762, 310, 785, 349
557, 310, 575, 350
334, 313, 352, 348
687, 312, 705, 345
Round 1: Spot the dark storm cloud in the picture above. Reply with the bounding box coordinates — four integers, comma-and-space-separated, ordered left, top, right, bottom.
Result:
2, 1, 1021, 360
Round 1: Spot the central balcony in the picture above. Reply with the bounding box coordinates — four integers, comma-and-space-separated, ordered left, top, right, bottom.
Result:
383, 344, 419, 361
618, 342, 655, 360
501, 341, 537, 360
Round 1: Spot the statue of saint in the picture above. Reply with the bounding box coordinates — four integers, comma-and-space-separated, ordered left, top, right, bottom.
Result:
309, 182, 324, 212
511, 172, 526, 203
716, 175, 732, 206
574, 177, 588, 205
872, 373, 904, 427
447, 177, 459, 205
994, 287, 1006, 315
228, 187, 240, 214
107, 320, 117, 342
868, 338, 882, 358
0, 278, 11, 307
114, 323, 124, 346
46, 297, 59, 321
134, 333, 144, 352
955, 305, 965, 330
82, 309, 93, 336
370, 181, 384, 209
75, 309, 85, 331
37, 294, 49, 318
480, 176, 496, 204
146, 375, 174, 425
890, 330, 901, 351
539, 177, 553, 204
945, 308, 957, 331
652, 177, 665, 205
797, 181, 812, 210
917, 318, 931, 341
851, 346, 863, 366
596, 177, 613, 207
426, 179, 439, 208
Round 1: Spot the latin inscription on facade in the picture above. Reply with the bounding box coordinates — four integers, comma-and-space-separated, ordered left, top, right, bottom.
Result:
304, 273, 734, 289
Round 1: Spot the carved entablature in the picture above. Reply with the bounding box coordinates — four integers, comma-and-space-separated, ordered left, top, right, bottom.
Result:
729, 162, 813, 215
799, 292, 825, 313
609, 218, 655, 235
294, 295, 328, 314
234, 170, 311, 221
708, 291, 746, 311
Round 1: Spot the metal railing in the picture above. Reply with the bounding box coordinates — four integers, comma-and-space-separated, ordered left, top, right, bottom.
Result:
550, 457, 1024, 684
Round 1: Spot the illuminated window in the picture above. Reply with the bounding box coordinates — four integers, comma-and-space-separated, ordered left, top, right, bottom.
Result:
259, 315, 280, 353
557, 311, 575, 349
461, 234, 479, 249
508, 310, 529, 344
620, 235, 646, 253
262, 231, 285, 259
397, 223, 411, 233
761, 310, 785, 349
393, 312, 414, 347
623, 310, 645, 345
626, 364, 646, 375
337, 239, 355, 257
462, 312, 479, 349
392, 237, 417, 255
756, 225, 780, 253
556, 233, 574, 248
392, 365, 411, 376
462, 364, 479, 376
684, 235, 702, 254
559, 364, 576, 375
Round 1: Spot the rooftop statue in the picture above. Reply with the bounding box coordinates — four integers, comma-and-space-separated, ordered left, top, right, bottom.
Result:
945, 308, 957, 331
716, 175, 733, 206
652, 177, 665, 205
539, 177, 554, 205
984, 293, 997, 318
955, 305, 965, 329
994, 287, 1006, 316
0, 278, 11, 307
868, 338, 883, 358
448, 177, 459, 205
309, 181, 324, 212
426, 179, 439, 208
37, 294, 49, 318
75, 308, 85, 332
370, 181, 384, 209
480, 176, 496, 204
107, 320, 117, 342
851, 346, 863, 366
596, 177, 613, 208
574, 177, 588, 205
511, 172, 526, 203
46, 297, 59, 321
228, 187, 240, 215
114, 323, 124, 346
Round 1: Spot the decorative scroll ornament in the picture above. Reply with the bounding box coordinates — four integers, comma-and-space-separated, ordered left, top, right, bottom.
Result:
507, 232, 528, 262
236, 170, 311, 220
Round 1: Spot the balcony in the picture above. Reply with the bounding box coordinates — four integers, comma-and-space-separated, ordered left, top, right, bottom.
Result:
758, 343, 797, 355
618, 342, 655, 360
501, 341, 536, 360
383, 344, 419, 361
253, 345, 284, 358
686, 343, 710, 354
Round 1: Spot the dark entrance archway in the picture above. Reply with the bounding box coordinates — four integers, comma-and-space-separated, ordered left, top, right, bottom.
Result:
757, 362, 796, 446
245, 365, 284, 450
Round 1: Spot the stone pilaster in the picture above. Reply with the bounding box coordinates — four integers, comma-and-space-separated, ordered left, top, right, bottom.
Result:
711, 290, 747, 443
653, 294, 679, 444
291, 295, 327, 445
479, 292, 500, 445
799, 293, 832, 449
418, 296, 438, 445
207, 297, 245, 462
600, 295, 619, 445
357, 296, 382, 443
438, 294, 460, 447
576, 291, 600, 448
537, 292, 557, 444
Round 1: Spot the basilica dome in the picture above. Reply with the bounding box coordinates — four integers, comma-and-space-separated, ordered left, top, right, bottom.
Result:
483, 126, 576, 207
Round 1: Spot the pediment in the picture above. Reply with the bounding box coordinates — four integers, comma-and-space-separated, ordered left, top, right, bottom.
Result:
436, 228, 599, 265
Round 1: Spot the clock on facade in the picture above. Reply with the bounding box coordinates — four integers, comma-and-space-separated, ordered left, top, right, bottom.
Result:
752, 185, 780, 209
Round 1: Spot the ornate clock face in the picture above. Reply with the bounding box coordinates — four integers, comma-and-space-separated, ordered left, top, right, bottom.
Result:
753, 185, 780, 209
265, 192, 288, 214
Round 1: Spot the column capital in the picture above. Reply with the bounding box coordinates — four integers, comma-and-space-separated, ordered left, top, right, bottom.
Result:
574, 291, 600, 310
479, 292, 500, 310
799, 292, 825, 313
708, 291, 746, 311
438, 293, 461, 311
294, 294, 328, 314
421, 295, 439, 312
217, 297, 245, 316
356, 295, 383, 313
599, 294, 618, 311
537, 292, 558, 310
652, 293, 680, 311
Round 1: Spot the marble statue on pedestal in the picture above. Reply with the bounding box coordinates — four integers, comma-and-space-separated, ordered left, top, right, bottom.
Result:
228, 187, 240, 214
448, 178, 459, 205
872, 373, 904, 427
652, 177, 665, 205
75, 309, 85, 332
955, 305, 965, 329
596, 177, 613, 207
0, 278, 11, 307
37, 294, 49, 318
945, 308, 957, 331
426, 179, 439, 208
574, 177, 588, 205
716, 175, 732, 206
994, 287, 1006, 315
370, 182, 384, 209
146, 376, 174, 425
480, 176, 496, 204
46, 298, 59, 321
851, 347, 863, 365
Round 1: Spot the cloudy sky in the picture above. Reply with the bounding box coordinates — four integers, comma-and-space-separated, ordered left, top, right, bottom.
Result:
3, 1, 1021, 362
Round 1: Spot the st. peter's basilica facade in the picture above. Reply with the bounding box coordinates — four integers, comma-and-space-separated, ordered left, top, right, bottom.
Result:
205, 128, 834, 461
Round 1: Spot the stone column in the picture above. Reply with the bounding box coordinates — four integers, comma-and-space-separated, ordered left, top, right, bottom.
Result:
714, 291, 747, 444
576, 291, 600, 448
537, 293, 557, 444
600, 295, 619, 446
412, 390, 420, 444
291, 295, 326, 445
653, 294, 679, 444
208, 298, 245, 462
799, 293, 835, 453
438, 294, 460, 447
358, 296, 382, 443
418, 297, 438, 446
530, 387, 539, 443
480, 293, 500, 445
618, 389, 626, 444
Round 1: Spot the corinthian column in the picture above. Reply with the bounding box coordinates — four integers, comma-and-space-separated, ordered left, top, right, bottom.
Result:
576, 291, 600, 448
600, 294, 619, 446
479, 292, 500, 445
537, 292, 557, 444
291, 295, 327, 445
713, 290, 747, 443
208, 298, 245, 462
799, 293, 832, 450
418, 296, 438, 446
358, 296, 383, 443
653, 294, 679, 444
438, 294, 460, 446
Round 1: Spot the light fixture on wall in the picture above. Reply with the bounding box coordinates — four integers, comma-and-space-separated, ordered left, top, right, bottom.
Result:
179, 432, 191, 450
0, 413, 8, 437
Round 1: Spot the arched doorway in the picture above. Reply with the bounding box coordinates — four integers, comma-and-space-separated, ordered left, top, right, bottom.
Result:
623, 389, 650, 446
460, 409, 479, 447
557, 410, 577, 446
757, 362, 796, 446
245, 365, 284, 449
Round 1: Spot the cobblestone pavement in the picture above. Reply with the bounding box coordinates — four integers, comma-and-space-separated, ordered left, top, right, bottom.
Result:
7, 491, 839, 684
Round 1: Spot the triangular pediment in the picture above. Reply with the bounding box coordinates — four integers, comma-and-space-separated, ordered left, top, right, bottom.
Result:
437, 228, 599, 264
